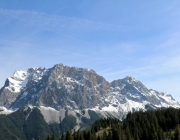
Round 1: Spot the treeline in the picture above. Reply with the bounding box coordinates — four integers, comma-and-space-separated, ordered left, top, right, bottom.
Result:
37, 107, 180, 140
123, 107, 180, 140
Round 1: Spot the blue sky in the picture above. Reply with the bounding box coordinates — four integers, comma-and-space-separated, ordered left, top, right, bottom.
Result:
0, 1, 180, 101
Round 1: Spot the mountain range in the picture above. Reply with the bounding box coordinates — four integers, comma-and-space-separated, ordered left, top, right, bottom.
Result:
0, 63, 179, 139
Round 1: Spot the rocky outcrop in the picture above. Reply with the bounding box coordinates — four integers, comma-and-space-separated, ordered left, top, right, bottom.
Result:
0, 63, 179, 119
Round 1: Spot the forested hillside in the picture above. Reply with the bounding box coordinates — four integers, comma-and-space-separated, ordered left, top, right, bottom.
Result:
42, 107, 180, 140
2, 107, 180, 140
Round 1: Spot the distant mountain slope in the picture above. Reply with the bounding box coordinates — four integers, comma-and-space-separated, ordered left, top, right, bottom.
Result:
2, 107, 180, 140
0, 107, 51, 140
0, 106, 103, 140
0, 63, 179, 125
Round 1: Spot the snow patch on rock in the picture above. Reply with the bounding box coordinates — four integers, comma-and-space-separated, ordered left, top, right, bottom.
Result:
0, 106, 14, 115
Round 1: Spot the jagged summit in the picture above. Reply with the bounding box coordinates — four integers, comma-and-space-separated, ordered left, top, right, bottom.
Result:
0, 63, 179, 120
124, 75, 137, 80
53, 63, 95, 73
111, 76, 140, 86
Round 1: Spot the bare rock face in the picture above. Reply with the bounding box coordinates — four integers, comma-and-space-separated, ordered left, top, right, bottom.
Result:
0, 64, 110, 110
0, 63, 179, 119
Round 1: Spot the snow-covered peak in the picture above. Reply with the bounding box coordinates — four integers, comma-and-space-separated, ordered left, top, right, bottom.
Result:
122, 76, 141, 84
0, 63, 180, 120
6, 70, 28, 92
13, 70, 27, 81
3, 67, 47, 93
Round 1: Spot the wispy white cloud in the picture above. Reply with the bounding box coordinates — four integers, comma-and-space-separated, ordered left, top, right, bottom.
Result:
0, 39, 35, 46
0, 8, 150, 68
0, 8, 142, 31
0, 39, 102, 61
0, 9, 97, 48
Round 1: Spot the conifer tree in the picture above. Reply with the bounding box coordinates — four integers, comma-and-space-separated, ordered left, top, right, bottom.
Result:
97, 136, 101, 140
46, 135, 50, 140
112, 128, 120, 140
102, 131, 107, 140
51, 134, 57, 140
174, 124, 180, 140
74, 130, 82, 140
60, 133, 65, 140
65, 130, 73, 140
134, 130, 140, 140
36, 137, 41, 140
83, 130, 89, 140
107, 131, 112, 140
79, 135, 84, 140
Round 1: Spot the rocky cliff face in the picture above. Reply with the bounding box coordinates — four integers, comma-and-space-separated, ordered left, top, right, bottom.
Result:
0, 64, 110, 110
0, 63, 179, 120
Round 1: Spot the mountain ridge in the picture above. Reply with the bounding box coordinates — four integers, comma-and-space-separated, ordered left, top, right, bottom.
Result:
0, 63, 179, 121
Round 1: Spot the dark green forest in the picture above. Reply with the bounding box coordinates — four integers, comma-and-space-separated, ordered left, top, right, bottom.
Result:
41, 107, 180, 140
2, 107, 180, 140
